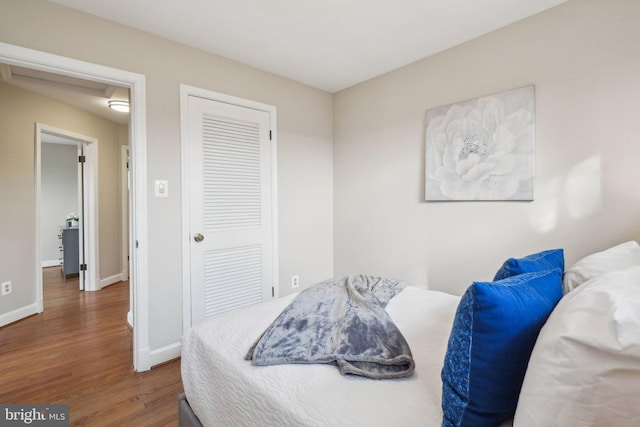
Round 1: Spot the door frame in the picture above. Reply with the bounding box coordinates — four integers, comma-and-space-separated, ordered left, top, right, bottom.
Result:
36, 124, 99, 293
179, 84, 279, 333
0, 42, 151, 372
121, 145, 133, 327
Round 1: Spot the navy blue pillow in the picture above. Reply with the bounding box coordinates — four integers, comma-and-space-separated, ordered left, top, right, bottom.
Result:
493, 248, 564, 281
441, 268, 563, 427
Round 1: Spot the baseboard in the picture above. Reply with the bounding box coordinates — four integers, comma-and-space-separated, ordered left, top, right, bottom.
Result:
120, 269, 129, 282
148, 341, 182, 368
0, 302, 41, 328
127, 310, 133, 328
100, 273, 123, 288
42, 259, 62, 268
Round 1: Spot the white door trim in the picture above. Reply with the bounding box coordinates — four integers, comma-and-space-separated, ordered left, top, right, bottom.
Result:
121, 146, 133, 327
121, 146, 130, 282
36, 124, 99, 293
0, 42, 151, 372
179, 84, 280, 334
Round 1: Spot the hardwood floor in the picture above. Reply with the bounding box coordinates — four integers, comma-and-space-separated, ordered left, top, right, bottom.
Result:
0, 267, 183, 426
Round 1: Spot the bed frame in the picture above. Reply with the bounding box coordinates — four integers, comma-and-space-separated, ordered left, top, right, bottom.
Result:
178, 393, 203, 427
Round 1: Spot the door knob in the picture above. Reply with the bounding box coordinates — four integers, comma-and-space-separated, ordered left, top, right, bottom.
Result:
193, 233, 205, 242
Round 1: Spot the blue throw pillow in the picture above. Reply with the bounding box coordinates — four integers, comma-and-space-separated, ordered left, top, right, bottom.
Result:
441, 268, 563, 427
493, 248, 564, 281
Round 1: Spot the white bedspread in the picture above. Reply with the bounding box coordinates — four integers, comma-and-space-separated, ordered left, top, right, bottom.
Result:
181, 286, 460, 427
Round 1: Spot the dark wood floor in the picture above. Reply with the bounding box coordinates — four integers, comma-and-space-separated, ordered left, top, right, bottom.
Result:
0, 267, 183, 426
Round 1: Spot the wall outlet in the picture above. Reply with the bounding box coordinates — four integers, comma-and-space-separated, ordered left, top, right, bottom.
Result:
1, 281, 11, 296
291, 275, 299, 289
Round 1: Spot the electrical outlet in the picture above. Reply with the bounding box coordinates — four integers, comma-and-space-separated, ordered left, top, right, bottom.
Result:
1, 281, 11, 296
291, 275, 299, 289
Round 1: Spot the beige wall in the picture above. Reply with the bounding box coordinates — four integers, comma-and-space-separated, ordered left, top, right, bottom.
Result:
0, 81, 124, 312
0, 0, 334, 351
334, 0, 640, 294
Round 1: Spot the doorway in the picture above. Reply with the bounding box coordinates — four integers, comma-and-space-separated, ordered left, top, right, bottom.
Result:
37, 126, 98, 293
0, 42, 151, 371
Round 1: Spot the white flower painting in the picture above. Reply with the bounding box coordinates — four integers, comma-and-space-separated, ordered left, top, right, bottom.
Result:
425, 85, 535, 201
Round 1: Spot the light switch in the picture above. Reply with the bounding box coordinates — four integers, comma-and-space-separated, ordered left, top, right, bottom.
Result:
154, 179, 168, 198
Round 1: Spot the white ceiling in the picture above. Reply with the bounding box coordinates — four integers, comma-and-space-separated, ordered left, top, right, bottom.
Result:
49, 0, 569, 93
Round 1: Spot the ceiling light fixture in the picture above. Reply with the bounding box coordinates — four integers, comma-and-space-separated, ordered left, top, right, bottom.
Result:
108, 100, 130, 113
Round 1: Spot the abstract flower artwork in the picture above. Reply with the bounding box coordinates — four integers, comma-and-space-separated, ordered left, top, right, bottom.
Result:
425, 85, 535, 201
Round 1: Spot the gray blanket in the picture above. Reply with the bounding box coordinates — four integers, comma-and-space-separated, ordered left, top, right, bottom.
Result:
245, 275, 414, 379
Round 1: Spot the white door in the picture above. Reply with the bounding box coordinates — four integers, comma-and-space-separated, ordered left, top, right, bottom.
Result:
77, 144, 85, 291
187, 95, 275, 326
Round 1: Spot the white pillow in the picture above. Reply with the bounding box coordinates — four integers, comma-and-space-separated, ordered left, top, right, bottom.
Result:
514, 266, 640, 427
563, 241, 640, 293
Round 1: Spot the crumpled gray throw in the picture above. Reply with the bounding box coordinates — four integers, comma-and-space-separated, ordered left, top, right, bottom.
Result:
245, 274, 414, 379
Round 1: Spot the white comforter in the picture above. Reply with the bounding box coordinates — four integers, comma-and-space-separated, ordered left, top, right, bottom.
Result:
181, 286, 460, 427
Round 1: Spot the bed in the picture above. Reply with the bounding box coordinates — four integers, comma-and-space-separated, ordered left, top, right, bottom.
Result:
180, 241, 640, 427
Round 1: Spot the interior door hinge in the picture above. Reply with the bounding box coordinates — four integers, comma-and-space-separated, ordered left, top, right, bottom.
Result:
269, 130, 272, 141
272, 286, 275, 297
78, 155, 86, 163
80, 264, 87, 271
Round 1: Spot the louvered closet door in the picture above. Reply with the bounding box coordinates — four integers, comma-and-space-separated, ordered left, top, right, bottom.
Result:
188, 96, 274, 326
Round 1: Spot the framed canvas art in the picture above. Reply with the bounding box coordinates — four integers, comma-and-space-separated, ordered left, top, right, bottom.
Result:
425, 85, 535, 201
